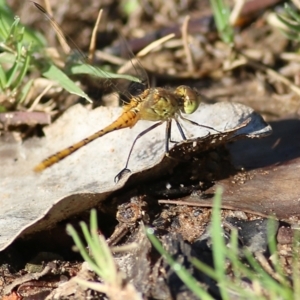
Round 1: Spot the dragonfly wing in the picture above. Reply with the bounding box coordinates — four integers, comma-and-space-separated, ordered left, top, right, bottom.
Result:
34, 2, 149, 105
115, 34, 150, 99
89, 47, 149, 103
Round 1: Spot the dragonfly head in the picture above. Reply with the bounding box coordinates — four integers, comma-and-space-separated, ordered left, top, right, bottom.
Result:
175, 85, 201, 114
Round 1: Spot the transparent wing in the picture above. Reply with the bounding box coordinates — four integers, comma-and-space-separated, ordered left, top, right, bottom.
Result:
115, 34, 150, 98
34, 2, 148, 103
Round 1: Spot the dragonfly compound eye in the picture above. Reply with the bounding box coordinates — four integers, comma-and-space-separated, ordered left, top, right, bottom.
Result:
175, 85, 201, 114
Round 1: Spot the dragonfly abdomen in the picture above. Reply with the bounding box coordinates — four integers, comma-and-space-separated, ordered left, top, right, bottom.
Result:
34, 110, 139, 172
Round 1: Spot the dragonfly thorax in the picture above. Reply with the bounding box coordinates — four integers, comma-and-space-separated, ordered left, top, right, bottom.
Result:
136, 85, 202, 122
137, 88, 183, 121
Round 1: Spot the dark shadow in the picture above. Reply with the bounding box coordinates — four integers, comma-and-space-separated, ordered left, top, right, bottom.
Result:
228, 119, 300, 169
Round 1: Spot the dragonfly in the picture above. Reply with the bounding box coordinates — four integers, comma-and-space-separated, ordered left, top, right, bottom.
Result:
33, 3, 220, 182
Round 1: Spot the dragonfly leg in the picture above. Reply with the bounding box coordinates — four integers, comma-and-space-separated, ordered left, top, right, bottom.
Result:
165, 120, 171, 152
165, 118, 187, 148
166, 120, 187, 145
114, 121, 165, 183
180, 115, 221, 133
175, 119, 187, 140
165, 119, 188, 160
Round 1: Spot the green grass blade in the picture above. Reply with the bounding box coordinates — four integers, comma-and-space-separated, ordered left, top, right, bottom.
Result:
277, 14, 300, 32
190, 257, 218, 281
0, 2, 45, 46
243, 249, 291, 298
4, 15, 20, 44
11, 44, 32, 90
18, 78, 33, 104
0, 13, 9, 39
209, 0, 233, 44
66, 223, 102, 275
0, 61, 7, 88
147, 227, 214, 300
0, 52, 16, 64
42, 63, 93, 103
211, 186, 229, 300
5, 57, 20, 88
68, 63, 141, 83
89, 209, 118, 284
90, 212, 115, 273
284, 3, 300, 24
67, 209, 121, 288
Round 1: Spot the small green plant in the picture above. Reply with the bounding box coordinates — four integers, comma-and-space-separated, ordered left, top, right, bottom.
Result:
32, 1, 141, 103
148, 187, 300, 299
277, 3, 300, 42
209, 0, 234, 45
120, 0, 140, 17
0, 12, 40, 111
67, 209, 141, 299
146, 228, 215, 299
67, 196, 300, 299
67, 210, 119, 289
0, 1, 142, 113
0, 1, 94, 110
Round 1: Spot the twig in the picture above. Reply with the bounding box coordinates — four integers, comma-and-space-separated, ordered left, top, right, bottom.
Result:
240, 52, 300, 96
88, 9, 103, 63
28, 82, 53, 112
95, 50, 127, 65
158, 199, 273, 219
181, 15, 195, 74
118, 33, 175, 75
36, 2, 70, 54
43, 0, 52, 16
137, 33, 175, 57
255, 251, 288, 284
4, 264, 53, 295
292, 0, 300, 10
230, 0, 246, 26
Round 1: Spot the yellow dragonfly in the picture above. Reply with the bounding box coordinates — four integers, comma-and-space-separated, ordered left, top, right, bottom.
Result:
33, 3, 220, 182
